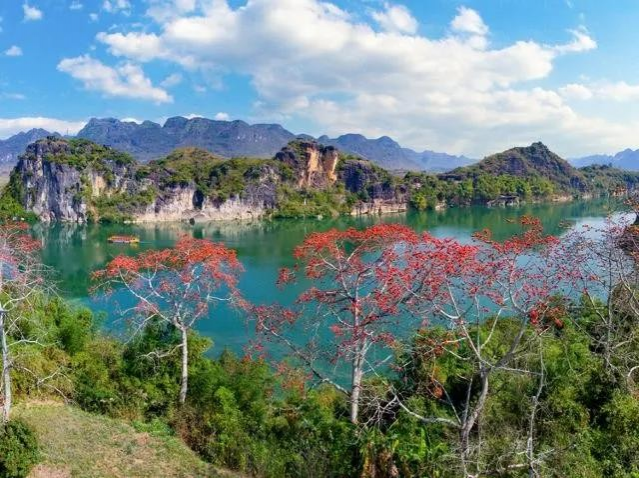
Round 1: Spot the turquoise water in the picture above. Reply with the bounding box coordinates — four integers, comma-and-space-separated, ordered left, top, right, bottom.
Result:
32, 199, 620, 353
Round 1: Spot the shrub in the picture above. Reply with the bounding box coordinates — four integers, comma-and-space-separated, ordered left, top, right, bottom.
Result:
0, 419, 40, 478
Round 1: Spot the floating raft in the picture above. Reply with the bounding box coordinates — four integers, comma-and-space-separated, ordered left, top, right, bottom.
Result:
108, 235, 140, 244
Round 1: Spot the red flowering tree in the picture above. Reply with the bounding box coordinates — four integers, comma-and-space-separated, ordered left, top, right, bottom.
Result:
253, 223, 419, 424
0, 223, 46, 423
387, 216, 580, 475
93, 237, 243, 404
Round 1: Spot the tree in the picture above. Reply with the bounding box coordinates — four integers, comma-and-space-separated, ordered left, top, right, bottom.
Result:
253, 224, 419, 424
0, 223, 46, 423
384, 216, 580, 476
93, 237, 243, 404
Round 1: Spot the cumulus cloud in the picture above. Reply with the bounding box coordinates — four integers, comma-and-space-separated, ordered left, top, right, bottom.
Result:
214, 112, 230, 121
4, 46, 23, 57
559, 83, 593, 100
451, 6, 488, 36
57, 55, 172, 103
70, 1, 83, 10
372, 3, 418, 35
93, 0, 617, 156
0, 117, 85, 139
553, 27, 597, 54
23, 3, 43, 21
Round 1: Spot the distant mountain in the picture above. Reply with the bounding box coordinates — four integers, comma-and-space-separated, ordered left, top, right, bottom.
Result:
318, 133, 474, 171
0, 129, 55, 167
77, 117, 473, 171
77, 117, 297, 162
0, 116, 473, 172
571, 149, 639, 171
448, 141, 587, 191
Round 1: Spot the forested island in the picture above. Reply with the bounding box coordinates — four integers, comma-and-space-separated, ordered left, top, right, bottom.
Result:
1, 137, 638, 224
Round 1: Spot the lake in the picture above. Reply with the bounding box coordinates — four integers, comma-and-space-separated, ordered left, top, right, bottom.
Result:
31, 198, 621, 354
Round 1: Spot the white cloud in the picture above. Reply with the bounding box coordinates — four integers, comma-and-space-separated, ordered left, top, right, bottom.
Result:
89, 13, 99, 22
22, 3, 43, 21
70, 1, 83, 10
451, 6, 488, 36
559, 83, 593, 100
102, 0, 131, 14
160, 72, 182, 88
596, 81, 639, 101
0, 117, 85, 139
57, 55, 172, 103
94, 0, 617, 156
372, 3, 418, 35
214, 112, 230, 121
4, 46, 23, 57
553, 27, 597, 54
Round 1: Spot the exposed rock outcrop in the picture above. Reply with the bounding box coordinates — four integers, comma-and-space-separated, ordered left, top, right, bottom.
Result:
275, 141, 339, 189
8, 137, 407, 223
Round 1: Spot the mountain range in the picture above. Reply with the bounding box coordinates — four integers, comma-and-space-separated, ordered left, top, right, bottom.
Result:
0, 128, 58, 169
0, 116, 474, 172
570, 149, 639, 170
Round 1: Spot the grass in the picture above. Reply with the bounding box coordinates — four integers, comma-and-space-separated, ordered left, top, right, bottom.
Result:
14, 402, 236, 478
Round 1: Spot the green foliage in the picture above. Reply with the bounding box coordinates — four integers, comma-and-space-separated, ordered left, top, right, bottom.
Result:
0, 170, 37, 222
0, 419, 39, 478
274, 185, 354, 218
89, 187, 157, 223
406, 171, 556, 208
45, 138, 134, 170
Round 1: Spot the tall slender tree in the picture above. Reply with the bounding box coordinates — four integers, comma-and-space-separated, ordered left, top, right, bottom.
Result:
0, 223, 46, 423
253, 224, 419, 424
93, 237, 243, 404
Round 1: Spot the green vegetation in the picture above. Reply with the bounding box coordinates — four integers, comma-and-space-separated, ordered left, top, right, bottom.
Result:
0, 419, 39, 478
45, 138, 134, 171
405, 171, 556, 209
580, 164, 639, 193
274, 184, 356, 218
15, 403, 217, 478
4, 283, 639, 477
0, 170, 36, 222
89, 187, 158, 223
138, 149, 295, 202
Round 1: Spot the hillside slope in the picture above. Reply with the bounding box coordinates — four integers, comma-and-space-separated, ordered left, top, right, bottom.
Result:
16, 402, 233, 478
447, 142, 587, 191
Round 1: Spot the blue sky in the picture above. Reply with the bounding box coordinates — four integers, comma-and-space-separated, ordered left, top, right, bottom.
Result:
1, 0, 638, 157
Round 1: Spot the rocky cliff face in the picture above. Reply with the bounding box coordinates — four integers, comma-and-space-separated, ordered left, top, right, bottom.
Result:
275, 141, 339, 189
15, 137, 135, 222
8, 137, 402, 223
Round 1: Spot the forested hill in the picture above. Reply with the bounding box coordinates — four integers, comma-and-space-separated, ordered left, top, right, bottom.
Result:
445, 142, 587, 192
2, 138, 638, 223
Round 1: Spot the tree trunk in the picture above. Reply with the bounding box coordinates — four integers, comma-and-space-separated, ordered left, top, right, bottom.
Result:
350, 349, 364, 424
1, 311, 11, 424
179, 327, 189, 404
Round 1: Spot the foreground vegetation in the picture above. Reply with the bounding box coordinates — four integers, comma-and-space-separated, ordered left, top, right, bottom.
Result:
16, 403, 215, 478
3, 209, 639, 476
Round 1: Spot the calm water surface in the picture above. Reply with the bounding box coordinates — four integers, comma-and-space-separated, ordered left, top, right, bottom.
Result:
31, 199, 621, 354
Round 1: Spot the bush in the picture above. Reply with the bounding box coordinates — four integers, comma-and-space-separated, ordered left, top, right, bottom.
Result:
0, 419, 40, 478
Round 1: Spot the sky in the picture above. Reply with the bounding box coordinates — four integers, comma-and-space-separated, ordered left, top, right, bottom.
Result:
2, 0, 639, 158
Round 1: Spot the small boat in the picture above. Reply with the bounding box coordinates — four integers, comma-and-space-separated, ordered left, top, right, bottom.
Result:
108, 235, 140, 244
